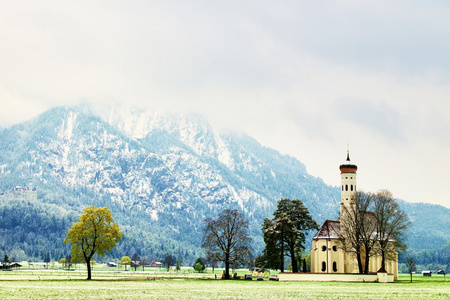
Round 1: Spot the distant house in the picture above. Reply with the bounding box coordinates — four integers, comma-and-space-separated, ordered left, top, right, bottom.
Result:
10, 263, 22, 269
106, 262, 118, 267
422, 271, 432, 276
151, 262, 162, 267
131, 261, 140, 267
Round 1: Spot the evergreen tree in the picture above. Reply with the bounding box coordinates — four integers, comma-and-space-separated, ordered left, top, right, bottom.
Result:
260, 199, 318, 272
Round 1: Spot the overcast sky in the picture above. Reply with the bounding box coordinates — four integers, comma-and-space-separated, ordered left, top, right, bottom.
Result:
1, 1, 449, 208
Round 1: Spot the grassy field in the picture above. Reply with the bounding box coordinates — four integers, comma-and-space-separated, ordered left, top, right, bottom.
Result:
0, 271, 448, 299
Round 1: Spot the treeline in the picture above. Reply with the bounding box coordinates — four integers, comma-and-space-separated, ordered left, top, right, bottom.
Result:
399, 241, 450, 273
0, 196, 201, 265
0, 198, 75, 261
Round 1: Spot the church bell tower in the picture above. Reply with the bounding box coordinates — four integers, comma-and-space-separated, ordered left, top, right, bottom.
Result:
339, 149, 357, 221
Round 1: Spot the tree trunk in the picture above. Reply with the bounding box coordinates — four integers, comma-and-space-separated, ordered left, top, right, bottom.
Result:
86, 257, 92, 280
290, 245, 298, 273
364, 255, 370, 274
280, 229, 284, 272
356, 252, 364, 274
225, 253, 230, 279
381, 248, 386, 270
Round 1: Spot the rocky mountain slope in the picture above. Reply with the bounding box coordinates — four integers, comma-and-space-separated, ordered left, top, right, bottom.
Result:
0, 105, 448, 264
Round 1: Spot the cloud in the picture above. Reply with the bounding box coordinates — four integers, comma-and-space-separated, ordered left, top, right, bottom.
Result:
333, 98, 404, 142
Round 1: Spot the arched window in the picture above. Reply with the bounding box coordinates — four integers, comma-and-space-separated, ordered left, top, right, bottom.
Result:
321, 261, 326, 272
332, 245, 337, 252
333, 262, 338, 272
342, 185, 344, 191
345, 185, 348, 191
351, 185, 353, 191
322, 245, 327, 252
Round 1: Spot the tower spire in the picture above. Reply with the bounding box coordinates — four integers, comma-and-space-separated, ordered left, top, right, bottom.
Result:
346, 144, 350, 161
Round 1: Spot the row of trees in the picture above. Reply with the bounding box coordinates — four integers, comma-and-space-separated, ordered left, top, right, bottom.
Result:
65, 192, 409, 280
200, 200, 319, 277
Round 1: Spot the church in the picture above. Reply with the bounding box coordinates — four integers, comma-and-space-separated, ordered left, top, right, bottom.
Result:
310, 151, 398, 280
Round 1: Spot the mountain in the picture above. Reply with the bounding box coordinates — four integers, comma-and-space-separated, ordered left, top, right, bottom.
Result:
0, 105, 448, 265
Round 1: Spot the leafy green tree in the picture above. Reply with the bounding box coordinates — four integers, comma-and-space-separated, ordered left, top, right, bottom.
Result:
193, 258, 205, 272
260, 199, 318, 272
202, 209, 252, 279
59, 258, 66, 268
194, 262, 204, 272
121, 256, 131, 270
64, 206, 123, 280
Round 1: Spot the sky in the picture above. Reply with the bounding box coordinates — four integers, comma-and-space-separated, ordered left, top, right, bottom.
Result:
0, 1, 449, 208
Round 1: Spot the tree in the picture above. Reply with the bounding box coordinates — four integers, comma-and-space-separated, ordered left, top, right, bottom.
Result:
131, 253, 141, 271
406, 256, 416, 283
65, 254, 72, 270
202, 209, 252, 279
44, 255, 50, 269
373, 189, 410, 270
59, 258, 66, 269
205, 249, 219, 273
256, 218, 282, 271
141, 257, 149, 271
121, 256, 131, 270
260, 199, 318, 272
163, 254, 175, 272
176, 257, 182, 272
193, 258, 205, 272
64, 206, 123, 280
339, 191, 378, 274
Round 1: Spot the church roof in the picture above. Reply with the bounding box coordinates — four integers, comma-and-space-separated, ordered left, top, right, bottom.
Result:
313, 220, 341, 240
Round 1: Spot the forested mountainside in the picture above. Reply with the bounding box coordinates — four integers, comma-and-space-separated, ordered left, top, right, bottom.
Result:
0, 105, 448, 267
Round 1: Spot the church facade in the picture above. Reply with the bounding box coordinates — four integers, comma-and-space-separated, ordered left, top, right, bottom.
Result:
310, 152, 398, 280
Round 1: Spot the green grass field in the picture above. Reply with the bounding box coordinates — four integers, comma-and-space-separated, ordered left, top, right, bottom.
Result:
0, 270, 448, 299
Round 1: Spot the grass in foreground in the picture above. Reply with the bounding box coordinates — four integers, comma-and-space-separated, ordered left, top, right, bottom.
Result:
0, 272, 448, 299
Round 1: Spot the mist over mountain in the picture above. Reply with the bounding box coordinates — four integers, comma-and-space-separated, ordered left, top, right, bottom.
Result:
0, 105, 448, 264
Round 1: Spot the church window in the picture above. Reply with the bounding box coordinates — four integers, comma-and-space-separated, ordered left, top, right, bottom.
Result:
321, 262, 326, 272
350, 185, 353, 191
333, 262, 338, 272
345, 185, 348, 191
321, 245, 327, 252
342, 185, 343, 191
332, 246, 337, 251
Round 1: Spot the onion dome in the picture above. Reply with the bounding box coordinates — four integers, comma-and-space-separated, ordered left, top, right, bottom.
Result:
339, 150, 357, 174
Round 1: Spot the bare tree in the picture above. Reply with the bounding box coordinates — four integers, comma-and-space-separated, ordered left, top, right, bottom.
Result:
202, 209, 251, 279
339, 191, 378, 274
405, 256, 416, 283
373, 190, 410, 271
141, 257, 148, 271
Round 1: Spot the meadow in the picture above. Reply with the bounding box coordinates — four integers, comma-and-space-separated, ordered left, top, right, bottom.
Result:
0, 268, 448, 299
